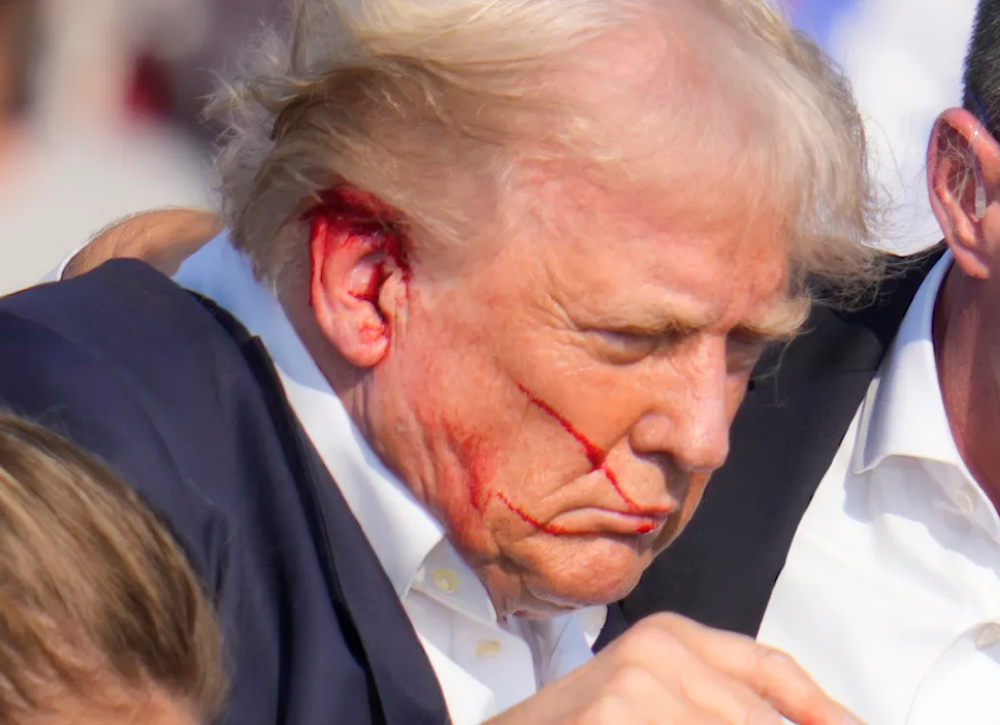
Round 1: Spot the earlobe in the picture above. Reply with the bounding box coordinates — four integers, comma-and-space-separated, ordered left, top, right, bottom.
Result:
928, 108, 997, 280
308, 194, 406, 368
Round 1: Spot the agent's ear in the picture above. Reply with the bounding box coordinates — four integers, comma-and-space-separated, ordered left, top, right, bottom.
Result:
928, 108, 1000, 280
308, 187, 410, 368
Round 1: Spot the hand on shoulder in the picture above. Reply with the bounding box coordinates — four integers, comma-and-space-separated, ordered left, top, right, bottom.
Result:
63, 209, 220, 279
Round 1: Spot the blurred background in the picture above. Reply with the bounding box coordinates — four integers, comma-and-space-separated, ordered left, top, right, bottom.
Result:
0, 0, 982, 294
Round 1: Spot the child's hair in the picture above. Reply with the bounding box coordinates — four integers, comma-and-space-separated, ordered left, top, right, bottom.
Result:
0, 414, 225, 723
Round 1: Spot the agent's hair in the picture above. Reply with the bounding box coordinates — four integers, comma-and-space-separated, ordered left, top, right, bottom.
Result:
211, 0, 881, 303
0, 415, 225, 724
964, 0, 1000, 134
932, 1, 999, 228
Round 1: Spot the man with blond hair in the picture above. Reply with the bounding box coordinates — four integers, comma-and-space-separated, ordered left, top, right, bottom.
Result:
1, 0, 878, 723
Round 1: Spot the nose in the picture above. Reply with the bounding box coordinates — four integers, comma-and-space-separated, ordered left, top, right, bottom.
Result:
629, 337, 732, 473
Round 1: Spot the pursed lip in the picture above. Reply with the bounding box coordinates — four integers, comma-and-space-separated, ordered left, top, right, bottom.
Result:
546, 505, 674, 536
496, 476, 679, 537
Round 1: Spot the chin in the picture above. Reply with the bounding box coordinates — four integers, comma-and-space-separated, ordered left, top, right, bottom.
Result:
525, 535, 650, 609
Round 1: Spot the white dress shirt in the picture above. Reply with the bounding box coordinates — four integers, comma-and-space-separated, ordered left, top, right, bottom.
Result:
757, 252, 1000, 725
172, 235, 605, 725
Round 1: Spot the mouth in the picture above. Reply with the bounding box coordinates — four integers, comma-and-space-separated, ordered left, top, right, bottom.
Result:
548, 507, 673, 536
497, 489, 675, 537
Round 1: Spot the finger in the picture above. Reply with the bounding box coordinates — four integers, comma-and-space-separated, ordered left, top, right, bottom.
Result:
647, 614, 864, 725
570, 666, 730, 725
65, 209, 219, 279
612, 626, 784, 725
601, 665, 732, 725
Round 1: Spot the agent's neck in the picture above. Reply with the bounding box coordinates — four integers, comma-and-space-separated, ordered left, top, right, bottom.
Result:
934, 263, 1000, 513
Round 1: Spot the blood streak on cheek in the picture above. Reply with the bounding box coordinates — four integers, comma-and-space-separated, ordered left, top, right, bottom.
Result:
436, 418, 499, 519
496, 492, 570, 536
515, 383, 641, 511
436, 419, 575, 538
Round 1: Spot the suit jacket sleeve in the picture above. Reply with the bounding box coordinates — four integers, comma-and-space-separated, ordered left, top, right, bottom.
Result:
0, 265, 278, 722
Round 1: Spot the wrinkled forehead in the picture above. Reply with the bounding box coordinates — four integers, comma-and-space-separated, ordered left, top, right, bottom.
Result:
511, 154, 793, 267
423, 1, 804, 310
564, 8, 758, 135
503, 160, 803, 338
520, 18, 784, 240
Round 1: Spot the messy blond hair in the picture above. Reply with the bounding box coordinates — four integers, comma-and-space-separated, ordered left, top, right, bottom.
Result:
0, 415, 225, 724
212, 0, 881, 301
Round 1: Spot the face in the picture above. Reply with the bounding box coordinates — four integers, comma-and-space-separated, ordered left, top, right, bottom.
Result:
361, 163, 800, 617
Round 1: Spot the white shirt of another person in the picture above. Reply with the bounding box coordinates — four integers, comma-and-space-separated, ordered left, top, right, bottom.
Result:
757, 252, 1000, 725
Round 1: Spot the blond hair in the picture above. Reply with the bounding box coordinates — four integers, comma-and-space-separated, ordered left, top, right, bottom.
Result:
0, 415, 225, 723
211, 0, 881, 301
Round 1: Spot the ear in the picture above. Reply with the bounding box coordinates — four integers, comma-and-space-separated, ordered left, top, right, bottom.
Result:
928, 108, 1000, 280
308, 188, 410, 368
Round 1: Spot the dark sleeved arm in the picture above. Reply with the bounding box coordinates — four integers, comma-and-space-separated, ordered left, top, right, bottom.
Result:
0, 267, 280, 724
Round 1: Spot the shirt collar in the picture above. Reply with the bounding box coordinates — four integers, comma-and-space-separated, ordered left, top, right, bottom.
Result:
412, 539, 500, 626
174, 233, 446, 600
854, 251, 969, 475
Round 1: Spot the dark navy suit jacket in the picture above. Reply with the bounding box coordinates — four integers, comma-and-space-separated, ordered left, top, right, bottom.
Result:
0, 260, 454, 725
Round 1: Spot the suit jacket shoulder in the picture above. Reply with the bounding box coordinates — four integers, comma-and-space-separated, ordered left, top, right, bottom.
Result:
0, 260, 448, 725
617, 248, 944, 638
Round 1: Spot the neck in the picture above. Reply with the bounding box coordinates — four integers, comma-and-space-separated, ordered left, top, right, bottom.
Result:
934, 264, 1000, 512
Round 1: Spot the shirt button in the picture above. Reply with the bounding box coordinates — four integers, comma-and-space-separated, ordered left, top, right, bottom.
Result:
431, 568, 458, 594
954, 486, 979, 516
475, 640, 503, 658
975, 622, 1000, 649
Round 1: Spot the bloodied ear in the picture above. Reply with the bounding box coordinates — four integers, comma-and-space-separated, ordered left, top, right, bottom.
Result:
306, 187, 412, 368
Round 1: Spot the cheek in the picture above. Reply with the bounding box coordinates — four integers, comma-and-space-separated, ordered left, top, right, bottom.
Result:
409, 379, 573, 551
396, 333, 510, 544
439, 419, 502, 516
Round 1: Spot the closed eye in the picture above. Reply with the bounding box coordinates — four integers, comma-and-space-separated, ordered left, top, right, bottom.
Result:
582, 321, 790, 368
586, 329, 665, 364
583, 324, 687, 364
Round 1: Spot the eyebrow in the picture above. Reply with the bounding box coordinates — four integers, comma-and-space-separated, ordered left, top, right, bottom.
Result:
580, 295, 811, 343
732, 296, 811, 341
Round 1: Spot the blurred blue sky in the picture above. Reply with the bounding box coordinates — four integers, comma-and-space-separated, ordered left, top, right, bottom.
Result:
789, 0, 854, 45
781, 0, 978, 252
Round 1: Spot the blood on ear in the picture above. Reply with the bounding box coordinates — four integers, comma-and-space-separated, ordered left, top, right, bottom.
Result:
306, 185, 412, 315
304, 186, 413, 362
